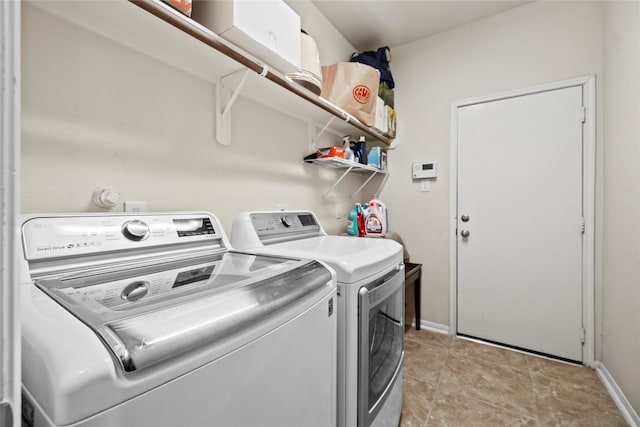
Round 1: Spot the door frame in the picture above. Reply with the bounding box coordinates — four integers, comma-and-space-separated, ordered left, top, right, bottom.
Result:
1, 0, 21, 426
449, 76, 596, 366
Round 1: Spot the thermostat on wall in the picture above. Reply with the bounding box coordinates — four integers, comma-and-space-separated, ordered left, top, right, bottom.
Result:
412, 161, 437, 179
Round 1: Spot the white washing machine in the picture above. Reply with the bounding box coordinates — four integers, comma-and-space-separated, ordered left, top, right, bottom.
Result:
20, 212, 337, 427
232, 210, 404, 427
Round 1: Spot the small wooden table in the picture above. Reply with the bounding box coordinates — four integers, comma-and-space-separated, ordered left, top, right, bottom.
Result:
404, 262, 422, 330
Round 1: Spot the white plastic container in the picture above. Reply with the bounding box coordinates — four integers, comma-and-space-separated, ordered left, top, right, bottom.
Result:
374, 96, 388, 134
286, 30, 322, 95
192, 0, 301, 74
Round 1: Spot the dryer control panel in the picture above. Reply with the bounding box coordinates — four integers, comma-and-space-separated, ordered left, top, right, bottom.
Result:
231, 210, 327, 248
252, 212, 320, 235
237, 211, 322, 246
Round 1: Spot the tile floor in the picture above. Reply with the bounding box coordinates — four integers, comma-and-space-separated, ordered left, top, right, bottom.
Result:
400, 329, 627, 427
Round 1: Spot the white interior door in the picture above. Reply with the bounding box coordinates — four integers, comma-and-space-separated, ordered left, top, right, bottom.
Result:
456, 85, 584, 362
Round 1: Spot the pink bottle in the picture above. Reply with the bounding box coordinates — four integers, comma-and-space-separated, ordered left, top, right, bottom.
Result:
365, 195, 387, 237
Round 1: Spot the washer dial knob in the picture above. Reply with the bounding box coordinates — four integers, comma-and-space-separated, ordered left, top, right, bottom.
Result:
121, 281, 150, 301
122, 219, 150, 241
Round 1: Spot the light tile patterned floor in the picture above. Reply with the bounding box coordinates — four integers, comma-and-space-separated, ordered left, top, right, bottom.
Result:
400, 329, 627, 427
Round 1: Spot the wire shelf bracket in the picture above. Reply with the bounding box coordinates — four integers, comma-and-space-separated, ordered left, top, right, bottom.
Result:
216, 68, 250, 146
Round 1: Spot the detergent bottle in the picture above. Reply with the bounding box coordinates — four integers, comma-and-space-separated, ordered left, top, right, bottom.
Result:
347, 204, 359, 235
351, 136, 367, 165
365, 195, 387, 237
356, 204, 366, 237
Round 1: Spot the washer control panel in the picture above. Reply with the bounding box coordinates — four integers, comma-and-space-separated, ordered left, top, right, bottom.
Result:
57, 261, 217, 309
22, 213, 220, 261
122, 219, 151, 241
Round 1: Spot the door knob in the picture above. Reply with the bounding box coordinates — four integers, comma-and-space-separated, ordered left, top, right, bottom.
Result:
461, 214, 470, 222
460, 229, 470, 238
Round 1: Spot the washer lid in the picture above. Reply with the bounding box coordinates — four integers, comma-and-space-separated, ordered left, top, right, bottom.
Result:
35, 251, 332, 372
248, 236, 403, 283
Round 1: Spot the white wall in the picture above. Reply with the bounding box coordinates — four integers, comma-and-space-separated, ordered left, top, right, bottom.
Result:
386, 0, 640, 415
285, 0, 354, 65
20, 2, 370, 235
602, 0, 640, 415
384, 0, 604, 327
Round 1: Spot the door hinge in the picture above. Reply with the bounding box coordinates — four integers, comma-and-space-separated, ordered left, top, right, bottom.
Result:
580, 327, 586, 344
580, 106, 586, 123
580, 217, 585, 234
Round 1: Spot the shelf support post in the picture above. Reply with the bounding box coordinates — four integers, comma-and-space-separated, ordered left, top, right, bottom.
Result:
351, 171, 379, 200
216, 68, 250, 146
311, 116, 336, 149
375, 172, 390, 196
322, 165, 354, 199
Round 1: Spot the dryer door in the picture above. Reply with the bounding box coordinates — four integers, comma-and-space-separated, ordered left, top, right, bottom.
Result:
357, 264, 405, 427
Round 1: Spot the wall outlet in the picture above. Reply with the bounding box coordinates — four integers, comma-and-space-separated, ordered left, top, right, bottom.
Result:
420, 180, 431, 192
335, 205, 342, 219
123, 201, 147, 212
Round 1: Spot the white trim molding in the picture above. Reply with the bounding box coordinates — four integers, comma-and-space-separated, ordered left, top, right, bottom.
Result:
595, 362, 640, 427
1, 1, 21, 426
418, 320, 451, 335
449, 76, 597, 366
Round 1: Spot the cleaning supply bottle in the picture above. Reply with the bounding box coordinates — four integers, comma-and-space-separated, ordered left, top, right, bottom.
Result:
342, 136, 355, 163
356, 204, 366, 237
347, 204, 359, 235
365, 195, 387, 237
352, 136, 366, 165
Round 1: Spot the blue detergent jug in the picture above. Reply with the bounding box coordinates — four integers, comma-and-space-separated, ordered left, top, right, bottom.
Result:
347, 204, 359, 235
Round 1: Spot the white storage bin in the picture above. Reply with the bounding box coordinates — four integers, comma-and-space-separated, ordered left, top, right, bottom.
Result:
374, 96, 388, 134
193, 0, 301, 74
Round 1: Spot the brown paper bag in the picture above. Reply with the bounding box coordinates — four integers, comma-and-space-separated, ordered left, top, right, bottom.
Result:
321, 63, 380, 127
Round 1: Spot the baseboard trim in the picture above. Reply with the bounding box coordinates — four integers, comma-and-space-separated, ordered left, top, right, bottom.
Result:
595, 361, 640, 427
419, 320, 451, 335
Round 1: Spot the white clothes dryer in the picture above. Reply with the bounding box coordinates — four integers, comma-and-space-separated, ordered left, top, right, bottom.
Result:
20, 212, 337, 427
232, 210, 404, 427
